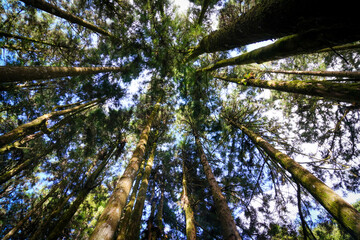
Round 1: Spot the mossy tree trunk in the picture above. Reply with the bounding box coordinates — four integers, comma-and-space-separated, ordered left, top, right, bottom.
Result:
193, 129, 241, 240
125, 138, 158, 240
0, 66, 129, 83
47, 142, 125, 240
259, 69, 360, 79
89, 101, 160, 240
20, 0, 116, 38
199, 28, 360, 72
116, 159, 146, 240
215, 75, 360, 104
181, 159, 197, 240
227, 119, 360, 239
186, 0, 357, 60
0, 99, 98, 150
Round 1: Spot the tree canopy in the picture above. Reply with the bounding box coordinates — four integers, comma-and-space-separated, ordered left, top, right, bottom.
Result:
1, 0, 360, 239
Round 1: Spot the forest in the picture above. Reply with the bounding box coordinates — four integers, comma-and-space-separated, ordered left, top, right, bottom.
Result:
1, 0, 360, 239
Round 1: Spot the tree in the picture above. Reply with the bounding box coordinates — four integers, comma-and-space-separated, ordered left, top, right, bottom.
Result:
2, 0, 360, 239
225, 118, 360, 239
89, 101, 161, 240
214, 75, 360, 104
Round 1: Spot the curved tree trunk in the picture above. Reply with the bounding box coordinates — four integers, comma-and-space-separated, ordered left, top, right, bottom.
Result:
193, 130, 241, 240
186, 0, 358, 60
89, 101, 160, 240
199, 28, 360, 72
214, 75, 360, 104
227, 119, 360, 239
20, 0, 115, 38
47, 143, 124, 240
125, 139, 157, 240
0, 66, 129, 83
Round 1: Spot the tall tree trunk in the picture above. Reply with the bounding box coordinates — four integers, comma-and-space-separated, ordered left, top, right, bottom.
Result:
2, 180, 64, 240
20, 0, 116, 38
89, 101, 161, 240
227, 119, 360, 239
47, 142, 124, 240
0, 66, 129, 83
0, 31, 70, 48
0, 99, 98, 149
125, 138, 158, 240
258, 69, 360, 79
186, 0, 358, 60
116, 157, 146, 240
193, 129, 241, 240
214, 75, 360, 104
199, 28, 360, 72
181, 159, 197, 240
146, 181, 157, 240
155, 178, 165, 239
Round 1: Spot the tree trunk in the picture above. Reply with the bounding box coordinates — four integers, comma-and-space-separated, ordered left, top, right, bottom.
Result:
227, 119, 360, 239
2, 180, 63, 240
0, 112, 77, 154
116, 157, 146, 240
215, 75, 360, 104
0, 99, 98, 149
125, 139, 157, 240
193, 130, 241, 240
186, 0, 358, 59
199, 28, 360, 72
20, 0, 115, 38
181, 159, 197, 240
155, 179, 165, 239
146, 181, 157, 240
0, 66, 129, 83
47, 143, 124, 240
89, 101, 160, 240
259, 69, 360, 79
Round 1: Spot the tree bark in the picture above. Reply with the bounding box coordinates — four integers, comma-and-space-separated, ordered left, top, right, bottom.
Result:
47, 143, 124, 240
89, 101, 160, 240
193, 130, 241, 240
0, 66, 129, 83
0, 99, 98, 149
227, 119, 360, 239
181, 159, 197, 240
258, 69, 360, 79
125, 138, 157, 240
116, 157, 146, 240
214, 75, 360, 104
199, 28, 360, 72
20, 0, 116, 38
186, 0, 358, 60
